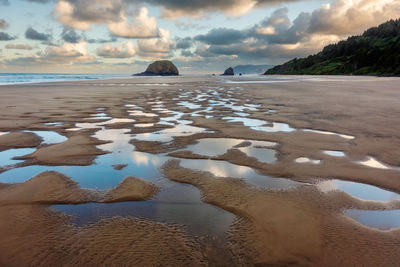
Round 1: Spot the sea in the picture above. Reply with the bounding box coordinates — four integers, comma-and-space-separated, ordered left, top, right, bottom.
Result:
0, 73, 129, 85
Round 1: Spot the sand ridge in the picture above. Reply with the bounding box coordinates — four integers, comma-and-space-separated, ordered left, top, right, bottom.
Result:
162, 159, 400, 266
0, 131, 42, 150
0, 171, 160, 205
22, 134, 108, 166
0, 205, 206, 266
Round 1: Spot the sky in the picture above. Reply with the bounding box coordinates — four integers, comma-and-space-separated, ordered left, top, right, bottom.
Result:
0, 0, 398, 74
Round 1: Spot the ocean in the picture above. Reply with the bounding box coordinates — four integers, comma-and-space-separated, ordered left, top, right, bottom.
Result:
0, 73, 129, 85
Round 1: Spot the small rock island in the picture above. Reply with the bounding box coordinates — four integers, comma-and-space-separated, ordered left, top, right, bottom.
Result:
134, 60, 179, 76
222, 67, 234, 76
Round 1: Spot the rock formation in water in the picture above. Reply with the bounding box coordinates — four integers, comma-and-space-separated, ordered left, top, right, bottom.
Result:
134, 60, 179, 76
222, 67, 234, 76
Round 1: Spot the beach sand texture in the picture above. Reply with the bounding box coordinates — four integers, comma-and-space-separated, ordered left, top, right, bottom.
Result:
0, 75, 399, 266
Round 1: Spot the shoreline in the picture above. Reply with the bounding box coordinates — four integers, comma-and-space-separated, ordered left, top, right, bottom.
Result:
1, 73, 400, 87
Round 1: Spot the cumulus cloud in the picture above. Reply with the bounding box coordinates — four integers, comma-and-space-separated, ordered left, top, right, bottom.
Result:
97, 42, 136, 58
107, 7, 159, 38
140, 0, 298, 19
252, 8, 311, 44
53, 1, 159, 38
137, 28, 173, 58
0, 19, 8, 29
0, 32, 15, 41
87, 36, 118, 44
194, 28, 248, 45
52, 0, 295, 21
54, 0, 124, 30
0, 41, 94, 72
61, 28, 83, 43
175, 37, 192, 49
308, 0, 400, 35
5, 44, 33, 50
25, 27, 51, 41
39, 42, 93, 63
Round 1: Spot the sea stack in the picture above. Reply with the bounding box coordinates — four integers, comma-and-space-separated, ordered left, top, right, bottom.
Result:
134, 60, 179, 76
222, 67, 234, 76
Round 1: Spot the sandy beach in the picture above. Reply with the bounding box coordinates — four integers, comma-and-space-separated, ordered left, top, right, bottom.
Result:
0, 75, 399, 266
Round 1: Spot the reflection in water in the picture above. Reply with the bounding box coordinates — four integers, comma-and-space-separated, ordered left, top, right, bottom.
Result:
182, 138, 277, 163
295, 157, 321, 164
323, 150, 345, 157
124, 104, 142, 109
316, 179, 400, 202
134, 124, 212, 143
344, 209, 400, 230
252, 122, 295, 133
222, 117, 295, 133
6, 85, 395, 244
25, 130, 67, 144
43, 122, 63, 126
180, 159, 301, 190
177, 101, 202, 109
184, 138, 244, 157
87, 112, 112, 120
52, 181, 235, 237
222, 117, 266, 127
0, 126, 168, 189
100, 118, 135, 124
358, 156, 390, 170
237, 146, 276, 164
234, 112, 250, 117
303, 129, 354, 140
221, 103, 257, 112
128, 110, 158, 117
0, 148, 36, 166
135, 123, 155, 128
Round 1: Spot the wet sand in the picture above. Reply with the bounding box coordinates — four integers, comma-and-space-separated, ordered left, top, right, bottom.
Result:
0, 75, 400, 265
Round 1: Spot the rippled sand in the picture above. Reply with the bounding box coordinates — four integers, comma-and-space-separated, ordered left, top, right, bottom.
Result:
0, 75, 400, 266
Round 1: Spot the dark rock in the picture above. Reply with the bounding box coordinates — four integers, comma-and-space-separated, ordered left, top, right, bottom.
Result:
134, 60, 179, 76
222, 67, 234, 76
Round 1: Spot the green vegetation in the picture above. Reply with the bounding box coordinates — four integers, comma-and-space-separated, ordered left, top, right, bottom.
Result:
265, 19, 400, 76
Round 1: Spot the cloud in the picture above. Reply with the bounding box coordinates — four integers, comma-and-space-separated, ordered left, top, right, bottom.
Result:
308, 0, 400, 35
174, 21, 207, 31
25, 27, 51, 41
0, 19, 8, 29
87, 36, 118, 43
54, 1, 160, 38
0, 32, 15, 41
140, 0, 299, 19
184, 0, 400, 65
52, 0, 294, 21
5, 44, 33, 50
137, 28, 173, 58
25, 0, 52, 2
53, 0, 124, 30
97, 42, 136, 58
0, 0, 9, 5
61, 28, 83, 43
107, 7, 159, 38
252, 8, 311, 44
39, 42, 94, 63
175, 37, 192, 49
194, 28, 248, 45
